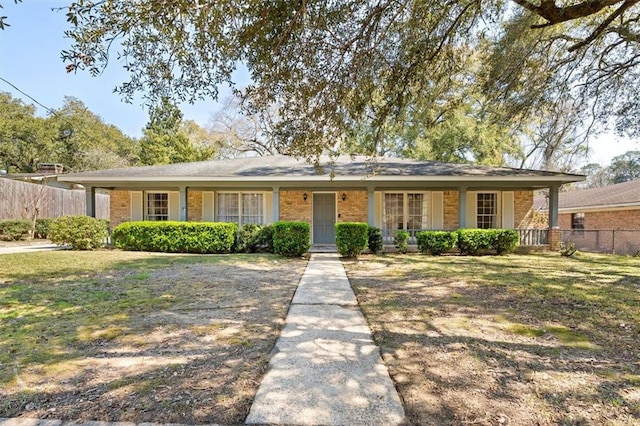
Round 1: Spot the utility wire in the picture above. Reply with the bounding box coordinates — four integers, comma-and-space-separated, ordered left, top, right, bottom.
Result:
0, 76, 58, 116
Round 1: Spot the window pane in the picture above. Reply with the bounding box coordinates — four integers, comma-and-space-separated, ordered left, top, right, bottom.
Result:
407, 193, 425, 235
242, 193, 264, 225
477, 193, 496, 229
384, 193, 404, 241
571, 213, 585, 230
216, 193, 239, 223
146, 193, 168, 221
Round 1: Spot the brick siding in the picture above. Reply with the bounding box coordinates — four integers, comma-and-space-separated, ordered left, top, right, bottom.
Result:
187, 190, 203, 222
443, 190, 459, 230
560, 209, 640, 230
514, 190, 534, 228
337, 190, 368, 223
109, 190, 131, 228
280, 190, 312, 222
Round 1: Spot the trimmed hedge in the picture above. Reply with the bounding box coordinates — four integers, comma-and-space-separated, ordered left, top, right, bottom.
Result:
112, 221, 237, 253
367, 226, 383, 254
237, 223, 274, 253
49, 215, 108, 250
35, 218, 54, 239
0, 219, 32, 241
416, 230, 458, 255
456, 228, 520, 255
335, 222, 369, 257
272, 221, 310, 257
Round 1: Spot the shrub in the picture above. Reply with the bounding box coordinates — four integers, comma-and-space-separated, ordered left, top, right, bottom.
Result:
456, 228, 494, 255
49, 215, 108, 250
493, 229, 520, 255
416, 230, 458, 255
255, 224, 274, 253
0, 219, 32, 241
335, 222, 369, 257
560, 241, 577, 257
272, 221, 310, 257
35, 218, 54, 239
237, 223, 264, 253
367, 226, 383, 254
394, 230, 410, 254
111, 221, 237, 253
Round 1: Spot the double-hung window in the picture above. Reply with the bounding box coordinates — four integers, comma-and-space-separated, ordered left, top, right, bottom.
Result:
146, 192, 169, 221
476, 193, 497, 229
383, 192, 428, 241
216, 192, 264, 225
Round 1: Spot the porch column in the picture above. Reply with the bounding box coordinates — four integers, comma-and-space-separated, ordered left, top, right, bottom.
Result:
180, 186, 187, 221
85, 186, 96, 218
548, 185, 561, 250
273, 187, 280, 223
367, 187, 375, 226
458, 187, 467, 228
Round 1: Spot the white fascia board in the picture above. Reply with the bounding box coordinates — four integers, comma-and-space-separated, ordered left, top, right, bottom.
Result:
58, 174, 583, 184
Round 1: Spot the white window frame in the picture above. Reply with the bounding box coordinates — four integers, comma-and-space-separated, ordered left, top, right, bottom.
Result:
382, 191, 430, 241
216, 192, 267, 226
145, 191, 169, 221
476, 192, 499, 229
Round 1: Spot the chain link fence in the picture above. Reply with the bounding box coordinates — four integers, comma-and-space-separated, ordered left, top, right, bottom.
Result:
560, 229, 640, 255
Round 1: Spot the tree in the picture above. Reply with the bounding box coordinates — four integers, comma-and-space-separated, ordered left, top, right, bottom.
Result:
0, 92, 55, 173
46, 96, 138, 171
578, 163, 611, 188
608, 150, 640, 183
60, 1, 640, 158
139, 98, 216, 165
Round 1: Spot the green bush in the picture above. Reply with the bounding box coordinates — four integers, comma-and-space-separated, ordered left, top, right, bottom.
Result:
49, 215, 108, 250
255, 224, 274, 253
272, 221, 310, 257
416, 230, 458, 255
367, 226, 383, 254
394, 230, 410, 254
237, 223, 264, 253
493, 229, 520, 255
35, 218, 54, 239
335, 222, 369, 257
0, 219, 32, 241
112, 221, 237, 253
456, 228, 493, 255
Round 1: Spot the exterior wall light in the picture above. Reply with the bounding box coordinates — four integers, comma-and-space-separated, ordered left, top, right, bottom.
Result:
342, 193, 347, 202
303, 193, 308, 201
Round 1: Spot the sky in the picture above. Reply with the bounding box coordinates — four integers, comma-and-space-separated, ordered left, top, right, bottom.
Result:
1, 1, 638, 167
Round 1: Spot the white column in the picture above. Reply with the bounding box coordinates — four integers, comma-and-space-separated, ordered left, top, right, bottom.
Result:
273, 187, 280, 222
458, 187, 467, 228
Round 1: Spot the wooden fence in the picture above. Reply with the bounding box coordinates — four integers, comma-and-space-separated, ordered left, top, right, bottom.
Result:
0, 178, 109, 221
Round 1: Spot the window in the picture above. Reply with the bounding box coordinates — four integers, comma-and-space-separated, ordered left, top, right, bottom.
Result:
146, 192, 169, 221
477, 193, 497, 229
571, 213, 585, 230
383, 192, 428, 241
216, 193, 264, 225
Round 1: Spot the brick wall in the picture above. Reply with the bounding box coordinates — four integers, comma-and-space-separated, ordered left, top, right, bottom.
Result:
443, 190, 459, 230
110, 190, 131, 227
280, 190, 312, 222
187, 190, 203, 222
337, 190, 368, 222
560, 209, 640, 230
514, 190, 534, 228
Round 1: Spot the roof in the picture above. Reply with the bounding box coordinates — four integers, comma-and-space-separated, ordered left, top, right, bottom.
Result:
535, 179, 640, 211
58, 155, 584, 188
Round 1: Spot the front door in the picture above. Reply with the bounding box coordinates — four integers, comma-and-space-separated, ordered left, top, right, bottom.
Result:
313, 193, 336, 244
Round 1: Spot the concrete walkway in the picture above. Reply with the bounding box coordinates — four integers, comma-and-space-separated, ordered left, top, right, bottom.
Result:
245, 253, 405, 425
0, 243, 65, 255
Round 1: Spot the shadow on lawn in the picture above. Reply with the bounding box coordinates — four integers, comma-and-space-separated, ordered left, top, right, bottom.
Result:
347, 254, 640, 425
0, 253, 305, 424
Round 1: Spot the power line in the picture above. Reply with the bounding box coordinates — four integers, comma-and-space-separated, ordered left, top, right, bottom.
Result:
0, 76, 58, 115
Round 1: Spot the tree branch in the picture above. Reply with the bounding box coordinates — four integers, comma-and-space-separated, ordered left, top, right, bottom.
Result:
568, 0, 639, 51
511, 0, 626, 25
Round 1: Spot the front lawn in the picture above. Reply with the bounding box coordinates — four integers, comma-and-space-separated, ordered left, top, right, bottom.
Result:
0, 251, 306, 424
344, 252, 640, 425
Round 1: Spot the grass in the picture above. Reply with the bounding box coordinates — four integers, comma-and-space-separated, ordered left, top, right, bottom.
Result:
344, 252, 640, 425
0, 250, 306, 424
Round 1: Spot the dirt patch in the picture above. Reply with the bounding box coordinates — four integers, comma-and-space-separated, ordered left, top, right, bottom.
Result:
344, 254, 640, 426
0, 255, 306, 424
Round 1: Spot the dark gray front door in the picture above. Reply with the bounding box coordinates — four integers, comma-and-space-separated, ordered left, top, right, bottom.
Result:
313, 193, 336, 244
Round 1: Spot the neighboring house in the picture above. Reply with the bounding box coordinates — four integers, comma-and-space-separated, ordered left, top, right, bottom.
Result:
534, 179, 640, 254
59, 155, 583, 248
